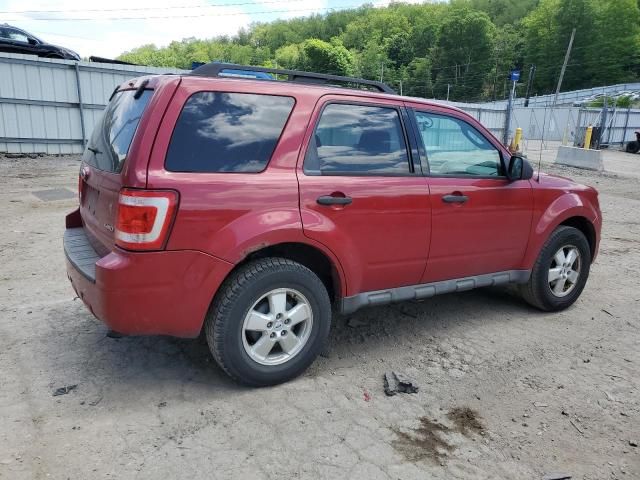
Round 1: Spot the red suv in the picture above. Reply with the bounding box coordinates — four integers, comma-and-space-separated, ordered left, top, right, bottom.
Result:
64, 63, 601, 386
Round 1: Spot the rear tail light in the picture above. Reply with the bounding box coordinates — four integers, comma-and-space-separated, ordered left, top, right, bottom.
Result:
115, 188, 179, 251
78, 165, 89, 203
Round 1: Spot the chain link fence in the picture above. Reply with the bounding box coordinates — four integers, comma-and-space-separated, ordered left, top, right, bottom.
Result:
455, 103, 640, 153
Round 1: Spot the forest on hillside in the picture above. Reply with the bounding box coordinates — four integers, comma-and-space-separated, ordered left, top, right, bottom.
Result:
118, 0, 640, 102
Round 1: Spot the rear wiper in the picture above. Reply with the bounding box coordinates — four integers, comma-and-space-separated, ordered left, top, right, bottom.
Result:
87, 145, 102, 155
133, 79, 149, 99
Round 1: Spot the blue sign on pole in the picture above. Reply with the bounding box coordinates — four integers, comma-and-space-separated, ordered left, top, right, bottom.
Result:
510, 70, 521, 82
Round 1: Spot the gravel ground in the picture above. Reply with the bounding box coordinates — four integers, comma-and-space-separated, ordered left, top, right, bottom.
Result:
0, 153, 638, 480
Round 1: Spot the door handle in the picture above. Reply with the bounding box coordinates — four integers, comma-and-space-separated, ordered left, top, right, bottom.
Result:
317, 195, 352, 206
442, 194, 468, 204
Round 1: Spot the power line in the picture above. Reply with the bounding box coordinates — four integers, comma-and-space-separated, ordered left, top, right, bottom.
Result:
0, 0, 311, 15
0, 2, 377, 21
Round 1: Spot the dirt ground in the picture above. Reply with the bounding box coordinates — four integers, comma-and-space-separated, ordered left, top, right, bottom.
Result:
0, 151, 638, 480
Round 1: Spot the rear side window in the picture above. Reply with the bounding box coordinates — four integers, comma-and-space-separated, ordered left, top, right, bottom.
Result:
83, 89, 153, 173
165, 92, 294, 173
304, 103, 410, 175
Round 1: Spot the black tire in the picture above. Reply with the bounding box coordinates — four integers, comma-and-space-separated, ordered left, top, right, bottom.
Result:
205, 257, 331, 386
625, 141, 640, 154
519, 226, 591, 312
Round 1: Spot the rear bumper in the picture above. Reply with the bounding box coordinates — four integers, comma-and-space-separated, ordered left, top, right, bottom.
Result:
64, 218, 234, 337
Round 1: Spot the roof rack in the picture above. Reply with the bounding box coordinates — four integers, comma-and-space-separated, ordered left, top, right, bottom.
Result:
189, 62, 396, 94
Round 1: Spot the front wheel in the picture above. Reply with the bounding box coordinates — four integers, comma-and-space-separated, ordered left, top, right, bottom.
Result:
205, 257, 331, 386
519, 226, 592, 311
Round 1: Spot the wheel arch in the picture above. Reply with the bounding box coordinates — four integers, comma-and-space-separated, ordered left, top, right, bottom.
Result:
198, 241, 345, 339
559, 216, 597, 259
236, 242, 345, 303
524, 192, 600, 269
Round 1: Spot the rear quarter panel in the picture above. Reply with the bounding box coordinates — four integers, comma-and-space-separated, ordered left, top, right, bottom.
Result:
145, 78, 348, 294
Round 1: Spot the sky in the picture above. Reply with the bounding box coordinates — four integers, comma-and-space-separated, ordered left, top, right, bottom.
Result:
0, 0, 432, 59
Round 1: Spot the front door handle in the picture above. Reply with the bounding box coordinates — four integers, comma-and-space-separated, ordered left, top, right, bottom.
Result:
317, 195, 352, 206
442, 194, 468, 204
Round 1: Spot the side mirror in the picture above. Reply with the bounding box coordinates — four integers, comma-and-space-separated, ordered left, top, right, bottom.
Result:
507, 155, 534, 181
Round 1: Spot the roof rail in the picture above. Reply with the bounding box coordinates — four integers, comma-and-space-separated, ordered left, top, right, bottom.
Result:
189, 62, 396, 94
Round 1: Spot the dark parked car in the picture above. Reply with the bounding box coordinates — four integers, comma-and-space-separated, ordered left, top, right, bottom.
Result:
64, 63, 601, 386
0, 24, 80, 60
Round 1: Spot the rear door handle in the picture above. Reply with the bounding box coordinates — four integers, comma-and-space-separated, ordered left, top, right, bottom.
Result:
317, 195, 352, 206
442, 194, 468, 204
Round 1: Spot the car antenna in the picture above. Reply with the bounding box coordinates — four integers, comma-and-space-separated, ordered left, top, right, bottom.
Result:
536, 106, 548, 182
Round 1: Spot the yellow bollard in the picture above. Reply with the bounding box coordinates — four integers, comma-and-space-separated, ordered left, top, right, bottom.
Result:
514, 127, 522, 152
584, 125, 593, 150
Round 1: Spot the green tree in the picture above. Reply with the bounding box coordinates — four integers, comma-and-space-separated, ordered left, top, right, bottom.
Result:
275, 44, 302, 69
299, 38, 355, 76
116, 0, 640, 102
354, 41, 387, 81
431, 7, 496, 100
463, 0, 540, 26
591, 0, 640, 84
489, 24, 525, 99
404, 57, 433, 97
385, 32, 415, 68
341, 8, 411, 50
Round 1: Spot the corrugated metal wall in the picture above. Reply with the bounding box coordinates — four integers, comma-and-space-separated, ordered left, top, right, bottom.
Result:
2, 52, 638, 155
0, 53, 187, 155
456, 106, 506, 142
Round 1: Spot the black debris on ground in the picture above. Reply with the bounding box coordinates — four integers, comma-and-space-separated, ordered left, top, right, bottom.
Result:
52, 385, 78, 396
384, 371, 419, 396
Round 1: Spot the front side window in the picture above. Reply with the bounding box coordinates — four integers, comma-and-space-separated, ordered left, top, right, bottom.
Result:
414, 111, 502, 177
304, 103, 410, 175
165, 92, 294, 173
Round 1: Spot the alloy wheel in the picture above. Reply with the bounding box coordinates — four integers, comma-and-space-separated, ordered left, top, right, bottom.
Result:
548, 245, 581, 297
241, 288, 313, 366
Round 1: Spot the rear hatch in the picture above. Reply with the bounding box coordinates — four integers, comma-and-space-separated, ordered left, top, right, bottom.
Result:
79, 87, 153, 255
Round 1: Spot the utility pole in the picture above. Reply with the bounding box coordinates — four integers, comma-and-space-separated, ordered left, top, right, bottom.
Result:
503, 80, 517, 145
503, 69, 520, 145
399, 80, 403, 96
598, 95, 609, 149
553, 28, 576, 106
380, 62, 384, 82
524, 64, 536, 107
446, 83, 450, 101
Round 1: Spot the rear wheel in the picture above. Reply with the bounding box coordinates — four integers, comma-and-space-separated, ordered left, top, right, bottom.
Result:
520, 226, 591, 311
205, 257, 331, 386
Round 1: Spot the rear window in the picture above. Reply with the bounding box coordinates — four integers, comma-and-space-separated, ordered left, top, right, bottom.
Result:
165, 92, 294, 173
82, 89, 152, 173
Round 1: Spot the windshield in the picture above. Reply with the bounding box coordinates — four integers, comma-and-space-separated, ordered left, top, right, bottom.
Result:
82, 89, 153, 172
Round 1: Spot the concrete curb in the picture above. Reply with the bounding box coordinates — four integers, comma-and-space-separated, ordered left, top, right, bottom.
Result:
555, 145, 604, 171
